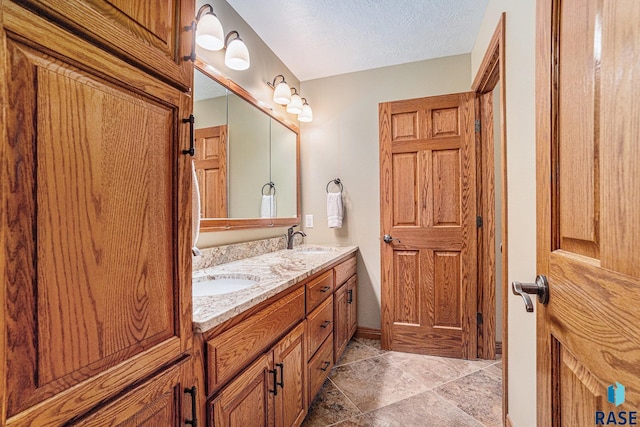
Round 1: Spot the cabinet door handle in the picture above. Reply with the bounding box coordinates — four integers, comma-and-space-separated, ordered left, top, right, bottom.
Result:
182, 114, 195, 156
184, 386, 198, 427
269, 368, 278, 396
320, 320, 331, 329
320, 361, 331, 372
347, 289, 353, 304
276, 363, 284, 389
183, 21, 196, 62
320, 286, 331, 293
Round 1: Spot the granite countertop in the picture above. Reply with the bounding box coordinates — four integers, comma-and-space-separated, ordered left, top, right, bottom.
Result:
192, 244, 358, 333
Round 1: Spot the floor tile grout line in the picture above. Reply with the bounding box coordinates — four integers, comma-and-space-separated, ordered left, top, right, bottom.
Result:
327, 377, 365, 417
430, 391, 494, 427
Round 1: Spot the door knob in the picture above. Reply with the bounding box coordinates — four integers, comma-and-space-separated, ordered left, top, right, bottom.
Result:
383, 234, 401, 244
512, 275, 549, 313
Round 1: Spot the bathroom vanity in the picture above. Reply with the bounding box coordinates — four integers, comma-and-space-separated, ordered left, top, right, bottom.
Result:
191, 245, 358, 426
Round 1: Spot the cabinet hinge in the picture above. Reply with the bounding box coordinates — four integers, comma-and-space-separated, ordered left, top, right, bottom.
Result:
475, 119, 481, 132
476, 216, 483, 228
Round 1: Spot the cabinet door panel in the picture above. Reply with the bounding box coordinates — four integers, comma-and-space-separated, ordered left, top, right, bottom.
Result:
334, 284, 349, 361
15, 0, 194, 89
210, 353, 274, 427
70, 359, 192, 426
273, 323, 306, 427
2, 14, 192, 424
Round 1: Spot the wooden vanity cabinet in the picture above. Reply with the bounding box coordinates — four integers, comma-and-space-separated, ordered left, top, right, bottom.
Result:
0, 1, 196, 425
209, 321, 306, 427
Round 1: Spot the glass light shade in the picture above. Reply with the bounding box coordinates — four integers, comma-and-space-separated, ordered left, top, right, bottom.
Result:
286, 93, 303, 114
225, 38, 250, 71
298, 103, 313, 122
273, 81, 291, 105
196, 13, 224, 51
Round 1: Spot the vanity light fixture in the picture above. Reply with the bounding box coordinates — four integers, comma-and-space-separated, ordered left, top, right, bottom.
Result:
286, 88, 304, 114
195, 4, 224, 51
269, 75, 292, 105
267, 75, 313, 122
185, 4, 250, 71
297, 98, 313, 122
224, 31, 250, 71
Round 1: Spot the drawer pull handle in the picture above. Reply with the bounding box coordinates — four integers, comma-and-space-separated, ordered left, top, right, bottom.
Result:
320, 320, 331, 329
320, 361, 331, 372
269, 369, 278, 395
347, 289, 353, 304
320, 286, 331, 293
276, 363, 284, 389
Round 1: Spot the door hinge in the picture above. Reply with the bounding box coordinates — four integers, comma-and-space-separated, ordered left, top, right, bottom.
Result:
477, 312, 483, 325
475, 119, 481, 132
476, 216, 483, 228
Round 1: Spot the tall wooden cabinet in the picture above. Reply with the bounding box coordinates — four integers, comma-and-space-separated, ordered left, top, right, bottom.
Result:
0, 1, 196, 425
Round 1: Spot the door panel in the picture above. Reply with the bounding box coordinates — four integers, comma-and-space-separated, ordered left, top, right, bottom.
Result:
195, 125, 228, 218
537, 0, 640, 424
380, 92, 477, 359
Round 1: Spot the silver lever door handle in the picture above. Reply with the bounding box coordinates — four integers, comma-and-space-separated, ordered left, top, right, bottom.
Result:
383, 234, 401, 244
512, 275, 549, 313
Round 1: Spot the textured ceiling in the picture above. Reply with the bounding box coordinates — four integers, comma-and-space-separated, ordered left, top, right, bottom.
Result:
226, 0, 488, 81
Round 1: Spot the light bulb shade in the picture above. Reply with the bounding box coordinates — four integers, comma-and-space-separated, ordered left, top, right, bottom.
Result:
225, 38, 250, 70
196, 13, 224, 51
298, 103, 313, 122
286, 93, 303, 114
273, 81, 291, 105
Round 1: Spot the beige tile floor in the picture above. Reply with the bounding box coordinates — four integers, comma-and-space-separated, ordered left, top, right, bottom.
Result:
302, 338, 503, 427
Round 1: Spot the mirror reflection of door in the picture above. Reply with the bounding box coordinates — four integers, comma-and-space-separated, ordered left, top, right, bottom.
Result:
194, 125, 227, 218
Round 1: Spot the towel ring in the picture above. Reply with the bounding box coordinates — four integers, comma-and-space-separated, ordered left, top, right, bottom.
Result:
262, 182, 276, 195
326, 178, 343, 193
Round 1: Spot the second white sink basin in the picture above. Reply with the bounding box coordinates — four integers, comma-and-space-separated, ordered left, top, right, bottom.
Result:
193, 275, 259, 297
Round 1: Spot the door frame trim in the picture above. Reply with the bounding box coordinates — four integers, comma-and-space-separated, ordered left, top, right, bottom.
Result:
471, 12, 508, 422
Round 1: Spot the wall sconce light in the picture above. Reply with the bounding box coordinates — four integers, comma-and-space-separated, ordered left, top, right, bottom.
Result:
267, 75, 313, 122
224, 31, 250, 71
298, 98, 313, 122
269, 75, 291, 104
185, 4, 250, 71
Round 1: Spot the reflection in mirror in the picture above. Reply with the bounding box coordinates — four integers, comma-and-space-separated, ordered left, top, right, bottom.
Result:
193, 69, 228, 218
270, 119, 298, 218
193, 63, 300, 231
227, 92, 271, 218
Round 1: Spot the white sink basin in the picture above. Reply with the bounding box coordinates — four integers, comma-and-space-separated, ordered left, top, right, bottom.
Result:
193, 275, 259, 297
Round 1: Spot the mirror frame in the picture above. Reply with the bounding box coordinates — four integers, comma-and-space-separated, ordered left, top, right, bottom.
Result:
194, 59, 301, 232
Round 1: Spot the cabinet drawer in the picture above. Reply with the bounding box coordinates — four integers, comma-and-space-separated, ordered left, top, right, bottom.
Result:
306, 297, 333, 358
306, 270, 334, 314
206, 287, 305, 394
334, 256, 356, 287
308, 335, 334, 402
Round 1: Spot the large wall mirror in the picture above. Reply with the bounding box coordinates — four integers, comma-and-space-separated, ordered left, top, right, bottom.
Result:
193, 62, 300, 231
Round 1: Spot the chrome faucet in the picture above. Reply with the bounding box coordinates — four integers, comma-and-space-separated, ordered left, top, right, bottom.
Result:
286, 225, 306, 249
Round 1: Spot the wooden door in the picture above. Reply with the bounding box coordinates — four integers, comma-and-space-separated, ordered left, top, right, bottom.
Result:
195, 125, 228, 218
379, 93, 477, 359
273, 323, 306, 427
1, 4, 193, 425
537, 0, 640, 424
346, 275, 358, 340
334, 283, 350, 360
210, 353, 275, 427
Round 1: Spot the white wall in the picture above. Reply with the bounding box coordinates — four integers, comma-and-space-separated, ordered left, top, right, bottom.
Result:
471, 2, 537, 426
299, 54, 471, 330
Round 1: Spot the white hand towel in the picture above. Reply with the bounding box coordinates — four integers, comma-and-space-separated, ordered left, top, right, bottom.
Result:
260, 195, 276, 218
327, 192, 343, 228
191, 161, 202, 255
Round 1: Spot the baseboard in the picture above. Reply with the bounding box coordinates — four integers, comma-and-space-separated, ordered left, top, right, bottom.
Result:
355, 327, 381, 340
505, 414, 515, 427
496, 341, 503, 355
